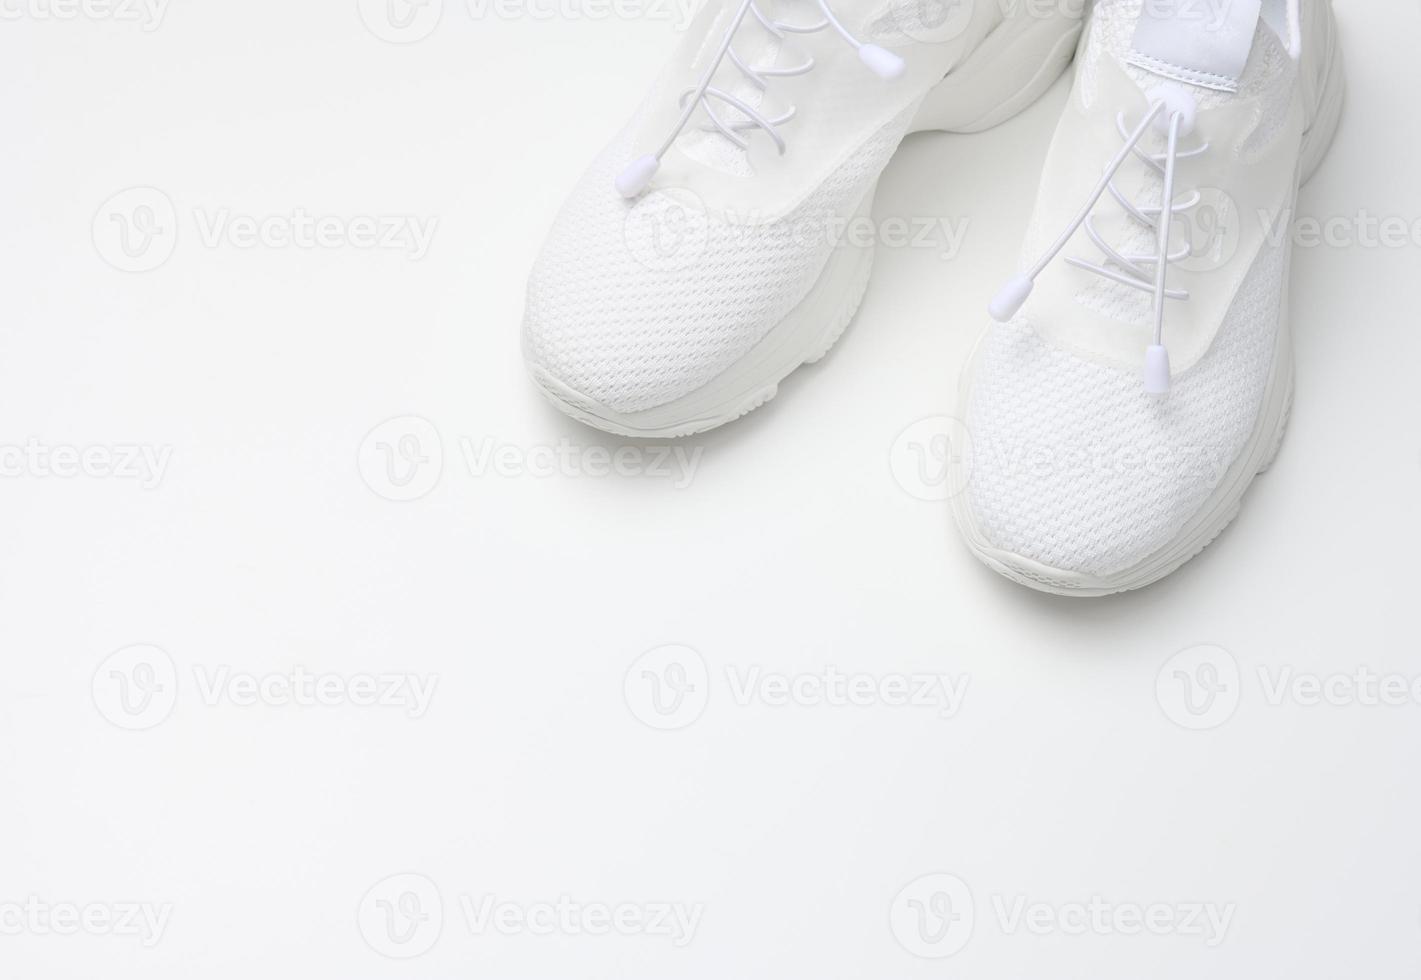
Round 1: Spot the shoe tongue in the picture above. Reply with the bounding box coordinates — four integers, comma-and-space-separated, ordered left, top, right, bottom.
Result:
1126, 0, 1262, 94
1078, 0, 1290, 114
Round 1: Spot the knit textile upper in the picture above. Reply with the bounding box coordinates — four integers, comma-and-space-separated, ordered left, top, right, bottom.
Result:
523, 108, 909, 414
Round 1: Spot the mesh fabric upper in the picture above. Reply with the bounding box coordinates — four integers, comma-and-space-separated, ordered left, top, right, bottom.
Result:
964, 234, 1287, 577
523, 110, 910, 415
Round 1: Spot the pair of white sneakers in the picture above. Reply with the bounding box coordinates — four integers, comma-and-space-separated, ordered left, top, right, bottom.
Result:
522, 0, 1345, 595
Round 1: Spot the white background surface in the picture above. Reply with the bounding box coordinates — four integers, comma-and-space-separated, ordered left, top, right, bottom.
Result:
2, 1, 1418, 977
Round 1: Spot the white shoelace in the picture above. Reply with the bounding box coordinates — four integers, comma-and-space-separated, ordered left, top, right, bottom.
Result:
990, 84, 1207, 395
615, 0, 905, 198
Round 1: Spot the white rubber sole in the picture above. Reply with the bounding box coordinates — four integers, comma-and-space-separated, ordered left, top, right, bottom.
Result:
950, 15, 1346, 597
529, 11, 1084, 439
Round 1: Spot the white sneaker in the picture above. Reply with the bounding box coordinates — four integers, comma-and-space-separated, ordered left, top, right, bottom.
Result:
953, 0, 1345, 594
523, 0, 1083, 438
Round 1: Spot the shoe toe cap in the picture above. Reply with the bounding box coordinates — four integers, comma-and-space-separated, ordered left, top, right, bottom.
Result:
956, 319, 1256, 583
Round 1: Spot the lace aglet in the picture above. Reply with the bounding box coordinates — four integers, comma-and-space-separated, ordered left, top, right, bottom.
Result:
988, 274, 1033, 322
858, 44, 905, 80
615, 154, 660, 198
1143, 343, 1171, 395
